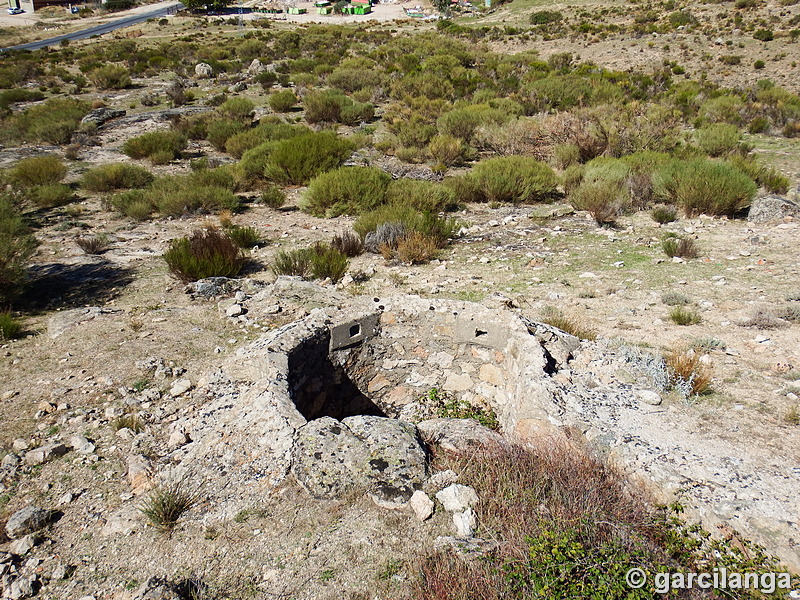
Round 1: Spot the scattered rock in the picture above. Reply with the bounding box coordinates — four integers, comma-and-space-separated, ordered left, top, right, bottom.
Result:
6, 507, 53, 539
169, 378, 193, 397
417, 419, 507, 455
292, 416, 428, 504
8, 535, 35, 556
436, 484, 478, 513
67, 435, 95, 455
423, 469, 458, 494
126, 454, 153, 495
409, 490, 435, 521
453, 508, 477, 537
225, 304, 244, 317
634, 389, 662, 406
8, 576, 35, 599
433, 536, 500, 558
24, 443, 68, 466
247, 58, 266, 75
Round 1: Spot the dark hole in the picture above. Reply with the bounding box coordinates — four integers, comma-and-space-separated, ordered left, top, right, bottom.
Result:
349, 323, 361, 338
475, 328, 488, 337
287, 329, 386, 421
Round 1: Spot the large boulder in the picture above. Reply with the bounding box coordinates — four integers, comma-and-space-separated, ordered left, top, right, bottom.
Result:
292, 416, 428, 505
80, 107, 126, 128
747, 195, 800, 224
194, 63, 213, 78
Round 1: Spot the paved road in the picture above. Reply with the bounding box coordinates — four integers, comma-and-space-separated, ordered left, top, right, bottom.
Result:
2, 2, 183, 52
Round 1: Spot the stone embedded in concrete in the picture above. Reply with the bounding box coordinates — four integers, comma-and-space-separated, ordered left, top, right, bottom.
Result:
329, 313, 380, 351
442, 373, 473, 392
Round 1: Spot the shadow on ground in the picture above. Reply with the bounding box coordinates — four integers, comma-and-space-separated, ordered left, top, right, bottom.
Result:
20, 260, 135, 311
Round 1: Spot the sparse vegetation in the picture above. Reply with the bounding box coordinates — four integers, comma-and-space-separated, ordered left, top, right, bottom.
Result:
271, 242, 349, 283
670, 306, 701, 326
139, 477, 201, 533
662, 235, 699, 259
76, 234, 111, 255
81, 163, 154, 192
0, 311, 22, 339
0, 195, 38, 307
541, 306, 597, 340
664, 348, 712, 396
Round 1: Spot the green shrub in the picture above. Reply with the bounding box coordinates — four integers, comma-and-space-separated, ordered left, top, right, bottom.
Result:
437, 109, 482, 141
109, 190, 154, 220
695, 123, 740, 156
530, 9, 563, 24
264, 131, 355, 185
303, 89, 373, 125
654, 159, 756, 216
459, 156, 559, 204
301, 166, 391, 217
662, 235, 699, 258
163, 228, 244, 283
122, 130, 187, 163
354, 203, 460, 248
29, 184, 73, 208
268, 90, 298, 113
748, 116, 769, 133
0, 195, 38, 307
88, 65, 131, 90
225, 225, 262, 248
259, 184, 286, 209
2, 97, 90, 145
11, 155, 66, 187
0, 89, 44, 115
216, 97, 255, 121
662, 290, 692, 306
331, 230, 364, 257
239, 141, 279, 181
327, 66, 384, 93
303, 89, 345, 124
726, 155, 790, 194
651, 205, 678, 224
0, 311, 22, 339
385, 178, 458, 213
81, 163, 153, 192
670, 305, 701, 325
570, 180, 624, 226
207, 119, 247, 153
428, 134, 465, 167
76, 234, 111, 255
272, 247, 311, 278
272, 243, 349, 283
753, 29, 774, 41
147, 173, 239, 217
225, 117, 310, 158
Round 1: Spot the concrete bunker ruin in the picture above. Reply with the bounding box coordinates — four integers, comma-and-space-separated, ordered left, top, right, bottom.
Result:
271, 296, 567, 434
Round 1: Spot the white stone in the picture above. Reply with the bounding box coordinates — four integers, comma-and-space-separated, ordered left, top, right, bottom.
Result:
68, 435, 95, 455
409, 490, 434, 521
226, 304, 244, 317
453, 508, 477, 537
634, 390, 662, 406
9, 535, 35, 556
170, 378, 193, 397
436, 484, 478, 512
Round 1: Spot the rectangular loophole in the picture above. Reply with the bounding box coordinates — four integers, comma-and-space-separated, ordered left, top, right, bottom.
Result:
475, 328, 488, 338
349, 324, 362, 338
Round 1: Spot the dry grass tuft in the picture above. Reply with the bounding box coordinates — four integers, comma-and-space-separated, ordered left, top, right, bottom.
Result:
664, 348, 712, 396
